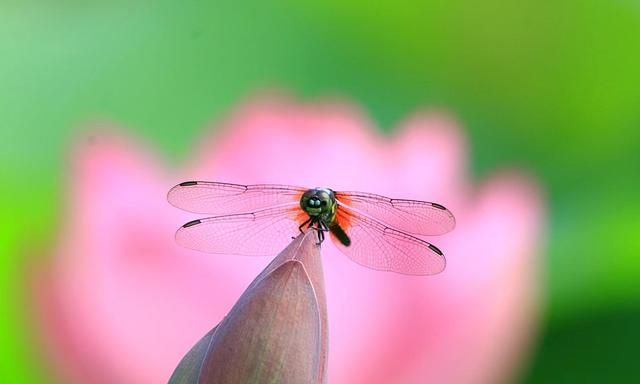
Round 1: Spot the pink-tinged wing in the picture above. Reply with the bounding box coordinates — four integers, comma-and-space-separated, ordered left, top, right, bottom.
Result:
168, 181, 306, 215
176, 205, 306, 256
335, 191, 455, 236
331, 203, 446, 275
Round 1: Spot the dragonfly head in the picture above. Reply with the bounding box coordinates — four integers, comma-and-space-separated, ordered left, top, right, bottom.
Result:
301, 188, 336, 218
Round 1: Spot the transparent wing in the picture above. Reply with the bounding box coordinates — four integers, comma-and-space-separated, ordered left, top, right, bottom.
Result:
331, 204, 446, 275
176, 204, 307, 256
168, 181, 306, 215
335, 191, 455, 236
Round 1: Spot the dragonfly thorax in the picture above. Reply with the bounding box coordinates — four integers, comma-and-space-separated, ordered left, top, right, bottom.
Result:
300, 188, 337, 221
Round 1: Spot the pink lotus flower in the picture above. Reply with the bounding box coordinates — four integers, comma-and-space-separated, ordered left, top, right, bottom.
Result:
32, 95, 545, 383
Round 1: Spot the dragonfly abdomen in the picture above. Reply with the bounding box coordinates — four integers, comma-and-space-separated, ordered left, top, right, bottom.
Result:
329, 223, 351, 247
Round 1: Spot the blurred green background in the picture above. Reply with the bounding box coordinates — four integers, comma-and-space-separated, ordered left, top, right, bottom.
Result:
1, 1, 639, 382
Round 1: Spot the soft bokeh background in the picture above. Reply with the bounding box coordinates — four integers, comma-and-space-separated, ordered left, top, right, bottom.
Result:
1, 1, 638, 383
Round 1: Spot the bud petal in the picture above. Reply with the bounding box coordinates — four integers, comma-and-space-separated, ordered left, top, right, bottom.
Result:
169, 230, 328, 383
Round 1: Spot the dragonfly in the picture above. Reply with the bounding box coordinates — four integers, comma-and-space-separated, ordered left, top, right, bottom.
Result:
168, 181, 455, 275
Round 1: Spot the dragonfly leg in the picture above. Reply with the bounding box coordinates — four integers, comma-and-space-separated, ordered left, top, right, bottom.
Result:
298, 218, 312, 233
315, 220, 329, 245
317, 226, 325, 244
292, 217, 313, 239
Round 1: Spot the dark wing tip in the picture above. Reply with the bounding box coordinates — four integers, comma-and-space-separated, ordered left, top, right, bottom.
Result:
182, 219, 202, 228
428, 243, 443, 256
179, 181, 199, 187
431, 202, 447, 210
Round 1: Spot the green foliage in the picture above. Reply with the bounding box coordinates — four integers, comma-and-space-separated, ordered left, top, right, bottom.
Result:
524, 305, 640, 383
